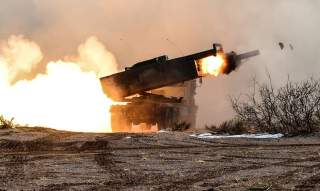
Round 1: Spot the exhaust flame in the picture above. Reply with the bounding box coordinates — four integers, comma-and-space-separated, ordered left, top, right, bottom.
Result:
0, 35, 118, 133
196, 53, 226, 77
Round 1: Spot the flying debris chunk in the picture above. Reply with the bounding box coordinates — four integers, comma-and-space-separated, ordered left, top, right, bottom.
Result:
278, 42, 294, 51
279, 42, 284, 50
289, 44, 294, 50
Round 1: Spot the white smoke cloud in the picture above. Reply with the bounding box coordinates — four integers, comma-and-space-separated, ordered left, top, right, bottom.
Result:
0, 35, 42, 83
77, 36, 118, 77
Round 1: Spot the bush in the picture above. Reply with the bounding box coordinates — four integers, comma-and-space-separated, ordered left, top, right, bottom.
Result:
231, 77, 320, 136
206, 119, 249, 135
172, 121, 191, 131
0, 115, 16, 129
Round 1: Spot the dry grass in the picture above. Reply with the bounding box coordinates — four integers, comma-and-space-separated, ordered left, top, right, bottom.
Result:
206, 119, 250, 135
0, 115, 16, 129
172, 121, 191, 131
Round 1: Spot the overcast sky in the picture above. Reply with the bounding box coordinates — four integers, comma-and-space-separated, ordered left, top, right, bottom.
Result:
1, 0, 320, 127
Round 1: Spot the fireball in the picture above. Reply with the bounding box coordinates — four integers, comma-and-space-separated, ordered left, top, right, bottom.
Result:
0, 35, 118, 133
196, 53, 226, 77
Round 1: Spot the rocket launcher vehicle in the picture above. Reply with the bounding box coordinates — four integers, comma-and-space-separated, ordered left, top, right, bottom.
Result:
100, 44, 259, 132
100, 44, 259, 101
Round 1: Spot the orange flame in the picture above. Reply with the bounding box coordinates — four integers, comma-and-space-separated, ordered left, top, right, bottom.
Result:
196, 53, 226, 77
0, 35, 118, 133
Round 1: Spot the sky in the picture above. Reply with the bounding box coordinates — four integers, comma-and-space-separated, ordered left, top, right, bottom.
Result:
1, 0, 320, 127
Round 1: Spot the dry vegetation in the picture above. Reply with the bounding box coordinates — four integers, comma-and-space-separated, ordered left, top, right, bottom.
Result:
230, 77, 320, 136
206, 119, 250, 135
172, 121, 191, 131
0, 115, 16, 129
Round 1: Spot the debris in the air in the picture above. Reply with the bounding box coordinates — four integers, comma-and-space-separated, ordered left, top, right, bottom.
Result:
289, 44, 294, 50
279, 42, 284, 50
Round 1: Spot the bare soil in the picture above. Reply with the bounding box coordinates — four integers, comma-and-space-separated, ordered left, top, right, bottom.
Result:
0, 127, 320, 191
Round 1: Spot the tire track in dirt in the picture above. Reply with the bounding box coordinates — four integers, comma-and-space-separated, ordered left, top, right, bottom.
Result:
216, 150, 320, 190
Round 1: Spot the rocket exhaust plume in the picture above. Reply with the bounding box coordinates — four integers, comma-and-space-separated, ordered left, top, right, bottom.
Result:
0, 35, 118, 133
196, 49, 260, 77
195, 53, 226, 77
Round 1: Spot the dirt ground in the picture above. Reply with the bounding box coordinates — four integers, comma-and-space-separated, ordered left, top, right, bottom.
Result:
0, 127, 320, 191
